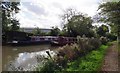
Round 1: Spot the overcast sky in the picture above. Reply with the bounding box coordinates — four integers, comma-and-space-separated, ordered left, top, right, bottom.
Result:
16, 0, 101, 29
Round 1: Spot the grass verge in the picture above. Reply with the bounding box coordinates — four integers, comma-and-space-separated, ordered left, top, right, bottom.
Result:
63, 45, 108, 71
36, 44, 109, 72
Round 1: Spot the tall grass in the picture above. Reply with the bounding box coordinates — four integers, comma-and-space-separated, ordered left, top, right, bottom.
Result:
35, 36, 109, 72
64, 45, 108, 71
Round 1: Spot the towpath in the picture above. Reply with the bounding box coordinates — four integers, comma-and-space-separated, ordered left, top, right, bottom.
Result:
101, 42, 119, 71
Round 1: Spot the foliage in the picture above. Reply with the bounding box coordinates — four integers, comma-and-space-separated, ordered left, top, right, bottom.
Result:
106, 41, 114, 46
1, 2, 20, 43
50, 27, 60, 36
109, 24, 118, 35
36, 60, 56, 73
32, 27, 46, 36
10, 19, 20, 30
36, 37, 107, 72
98, 1, 120, 43
64, 45, 108, 71
61, 8, 94, 37
57, 44, 79, 62
36, 38, 109, 72
106, 33, 117, 41
1, 2, 20, 32
100, 36, 108, 45
96, 25, 109, 37
89, 38, 101, 50
59, 30, 68, 36
77, 36, 101, 53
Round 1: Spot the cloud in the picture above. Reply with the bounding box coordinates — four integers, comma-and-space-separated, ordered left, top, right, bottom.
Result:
22, 2, 47, 16
16, 0, 100, 29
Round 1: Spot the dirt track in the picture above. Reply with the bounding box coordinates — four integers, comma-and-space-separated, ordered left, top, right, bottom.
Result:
101, 43, 118, 71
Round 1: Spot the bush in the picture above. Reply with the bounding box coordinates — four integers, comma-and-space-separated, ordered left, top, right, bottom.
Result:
57, 44, 79, 61
100, 36, 108, 45
37, 60, 58, 73
77, 36, 91, 54
64, 45, 108, 71
106, 42, 113, 46
77, 36, 101, 53
89, 38, 101, 50
36, 36, 108, 72
106, 33, 117, 41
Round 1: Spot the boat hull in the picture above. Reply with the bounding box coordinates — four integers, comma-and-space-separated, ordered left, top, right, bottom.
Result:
8, 40, 51, 46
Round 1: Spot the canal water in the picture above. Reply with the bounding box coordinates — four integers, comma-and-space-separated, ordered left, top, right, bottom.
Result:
2, 44, 59, 71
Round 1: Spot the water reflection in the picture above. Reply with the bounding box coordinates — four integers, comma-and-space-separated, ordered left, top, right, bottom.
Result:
2, 44, 59, 71
7, 49, 56, 71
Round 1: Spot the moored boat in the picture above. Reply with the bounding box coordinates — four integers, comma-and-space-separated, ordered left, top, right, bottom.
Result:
8, 36, 77, 46
8, 36, 58, 46
50, 36, 77, 46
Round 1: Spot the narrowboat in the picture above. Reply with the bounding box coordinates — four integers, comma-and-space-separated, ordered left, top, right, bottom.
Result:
7, 35, 77, 46
50, 36, 77, 46
9, 36, 58, 46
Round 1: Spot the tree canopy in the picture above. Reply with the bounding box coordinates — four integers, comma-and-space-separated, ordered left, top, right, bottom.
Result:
50, 27, 60, 36
1, 2, 20, 43
61, 8, 94, 37
1, 2, 20, 33
32, 27, 46, 36
98, 1, 120, 43
96, 24, 109, 37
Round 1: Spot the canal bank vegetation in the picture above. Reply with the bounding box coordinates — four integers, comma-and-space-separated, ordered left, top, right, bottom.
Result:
2, 1, 119, 71
64, 45, 108, 71
35, 36, 110, 72
2, 1, 118, 45
34, 2, 119, 70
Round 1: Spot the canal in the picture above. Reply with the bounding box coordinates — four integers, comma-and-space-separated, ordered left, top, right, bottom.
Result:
2, 44, 60, 71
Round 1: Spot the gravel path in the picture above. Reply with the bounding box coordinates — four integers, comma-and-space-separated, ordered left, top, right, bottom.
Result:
101, 43, 118, 71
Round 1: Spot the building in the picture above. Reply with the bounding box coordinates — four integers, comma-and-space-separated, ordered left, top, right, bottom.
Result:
20, 28, 51, 33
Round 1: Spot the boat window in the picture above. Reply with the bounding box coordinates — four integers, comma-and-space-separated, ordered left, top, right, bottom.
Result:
31, 38, 35, 41
45, 38, 48, 40
40, 38, 44, 40
52, 38, 55, 40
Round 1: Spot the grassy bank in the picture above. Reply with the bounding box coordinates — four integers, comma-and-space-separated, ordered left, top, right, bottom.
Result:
63, 45, 108, 71
36, 37, 110, 72
36, 45, 109, 72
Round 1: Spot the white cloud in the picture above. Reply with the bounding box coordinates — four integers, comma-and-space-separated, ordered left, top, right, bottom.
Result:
16, 0, 100, 29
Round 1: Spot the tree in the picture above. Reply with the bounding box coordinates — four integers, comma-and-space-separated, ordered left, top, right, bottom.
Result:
109, 23, 117, 35
50, 27, 60, 36
32, 27, 46, 36
61, 8, 79, 36
1, 2, 20, 43
1, 2, 20, 33
96, 24, 109, 37
98, 1, 120, 43
59, 30, 68, 36
61, 8, 93, 37
10, 19, 20, 30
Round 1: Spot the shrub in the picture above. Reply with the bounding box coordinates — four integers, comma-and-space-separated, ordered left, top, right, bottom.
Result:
106, 41, 115, 46
77, 36, 90, 54
77, 36, 101, 54
100, 36, 108, 45
64, 45, 108, 71
89, 38, 101, 50
38, 60, 57, 73
106, 33, 117, 41
57, 44, 79, 61
55, 55, 67, 68
36, 36, 107, 72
